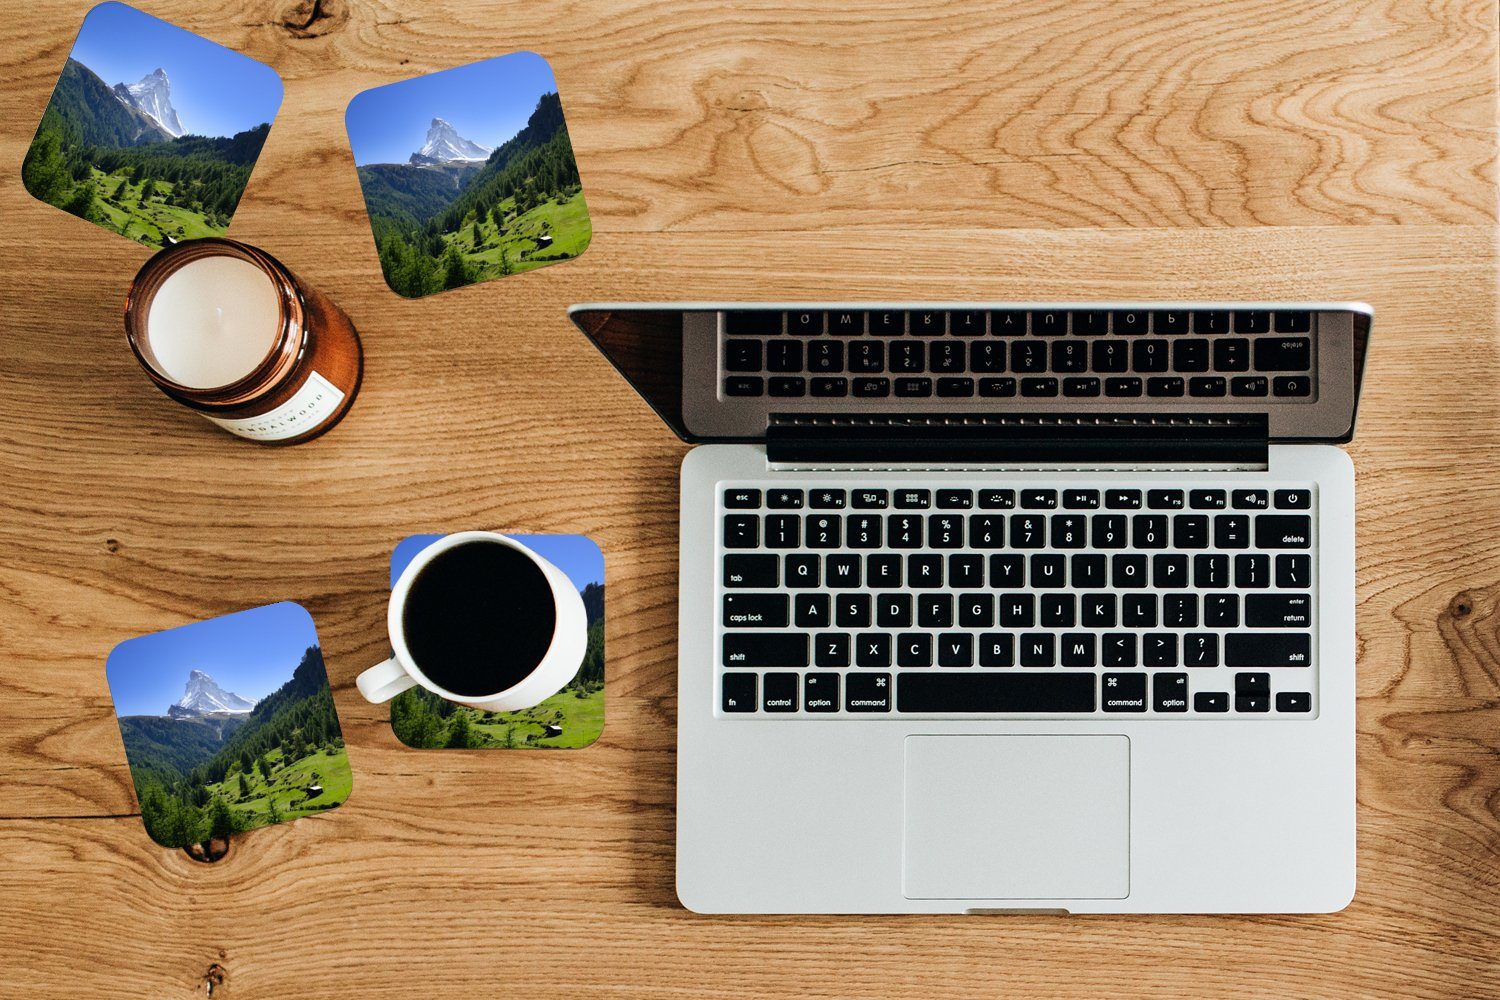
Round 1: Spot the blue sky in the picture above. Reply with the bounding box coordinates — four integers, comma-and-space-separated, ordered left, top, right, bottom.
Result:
68, 2, 282, 138
393, 534, 603, 593
346, 52, 559, 166
107, 602, 320, 718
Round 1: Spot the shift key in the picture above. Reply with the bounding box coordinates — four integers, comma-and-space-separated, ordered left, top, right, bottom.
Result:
722, 594, 789, 628
1225, 633, 1312, 667
723, 633, 809, 667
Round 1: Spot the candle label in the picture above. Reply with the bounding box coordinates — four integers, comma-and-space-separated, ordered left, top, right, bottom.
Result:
204, 371, 344, 441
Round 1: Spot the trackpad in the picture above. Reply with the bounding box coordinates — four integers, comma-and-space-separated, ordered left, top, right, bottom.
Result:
903, 735, 1129, 900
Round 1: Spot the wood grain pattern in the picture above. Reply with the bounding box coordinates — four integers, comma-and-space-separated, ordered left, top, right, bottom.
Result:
0, 1, 1497, 997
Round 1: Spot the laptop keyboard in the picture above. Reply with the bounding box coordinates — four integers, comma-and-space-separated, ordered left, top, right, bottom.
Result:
716, 483, 1317, 717
719, 309, 1316, 402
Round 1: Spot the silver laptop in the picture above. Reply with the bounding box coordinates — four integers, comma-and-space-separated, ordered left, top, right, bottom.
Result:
570, 302, 1370, 914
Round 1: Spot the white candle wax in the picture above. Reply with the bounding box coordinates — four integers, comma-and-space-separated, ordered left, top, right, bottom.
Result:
145, 255, 281, 389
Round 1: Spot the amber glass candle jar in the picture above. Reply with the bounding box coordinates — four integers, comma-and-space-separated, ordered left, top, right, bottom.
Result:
124, 238, 362, 444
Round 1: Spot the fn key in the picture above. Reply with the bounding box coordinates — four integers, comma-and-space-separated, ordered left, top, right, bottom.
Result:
722, 673, 757, 713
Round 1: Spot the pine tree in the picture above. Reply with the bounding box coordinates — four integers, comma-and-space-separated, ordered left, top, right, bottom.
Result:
440, 245, 471, 290
238, 773, 251, 799
62, 180, 97, 222
444, 711, 476, 749
207, 798, 240, 840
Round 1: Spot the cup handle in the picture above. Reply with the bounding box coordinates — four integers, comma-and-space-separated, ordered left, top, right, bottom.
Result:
356, 656, 416, 704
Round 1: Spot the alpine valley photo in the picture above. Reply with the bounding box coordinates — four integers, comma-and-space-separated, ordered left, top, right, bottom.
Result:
20, 3, 282, 250
104, 603, 351, 850
346, 52, 592, 297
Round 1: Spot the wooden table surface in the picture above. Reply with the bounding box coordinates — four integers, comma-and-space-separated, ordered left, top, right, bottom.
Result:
2, 1, 1497, 997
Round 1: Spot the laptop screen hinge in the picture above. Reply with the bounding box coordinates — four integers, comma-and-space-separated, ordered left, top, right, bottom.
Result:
764, 413, 1269, 469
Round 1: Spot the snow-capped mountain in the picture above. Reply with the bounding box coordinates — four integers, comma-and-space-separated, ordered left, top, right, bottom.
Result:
112, 68, 185, 138
409, 118, 491, 166
168, 669, 255, 718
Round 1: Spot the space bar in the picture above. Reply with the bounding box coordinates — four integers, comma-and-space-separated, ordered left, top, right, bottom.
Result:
897, 673, 1097, 713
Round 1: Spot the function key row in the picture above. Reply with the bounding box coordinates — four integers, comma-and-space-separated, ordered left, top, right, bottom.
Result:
723, 309, 1314, 337
722, 373, 1310, 399
725, 487, 1311, 511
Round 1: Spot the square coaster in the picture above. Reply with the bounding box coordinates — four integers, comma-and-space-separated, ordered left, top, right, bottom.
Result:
389, 534, 604, 748
346, 52, 591, 297
22, 2, 283, 250
104, 602, 350, 849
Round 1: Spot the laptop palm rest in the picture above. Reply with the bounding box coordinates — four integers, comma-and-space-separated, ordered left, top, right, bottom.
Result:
902, 735, 1130, 900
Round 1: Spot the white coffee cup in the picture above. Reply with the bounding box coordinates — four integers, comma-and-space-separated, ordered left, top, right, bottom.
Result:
356, 531, 588, 712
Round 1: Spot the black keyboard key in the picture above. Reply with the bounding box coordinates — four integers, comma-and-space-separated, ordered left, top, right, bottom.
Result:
1256, 514, 1311, 548
1276, 489, 1313, 509
948, 554, 983, 588
723, 514, 759, 548
809, 489, 846, 509
951, 310, 986, 336
1101, 673, 1147, 712
888, 514, 924, 548
835, 592, 871, 626
1147, 489, 1183, 510
1143, 633, 1177, 667
722, 673, 757, 712
908, 310, 945, 336
826, 555, 861, 588
1255, 337, 1311, 371
1203, 593, 1239, 627
1133, 339, 1169, 371
849, 341, 885, 373
1190, 489, 1226, 509
991, 310, 1027, 336
895, 377, 933, 397
1184, 633, 1218, 667
787, 310, 824, 335
890, 341, 925, 372
1174, 514, 1209, 549
1132, 515, 1168, 548
814, 633, 851, 668
1172, 339, 1208, 371
1213, 338, 1250, 372
979, 377, 1018, 396
1246, 594, 1312, 628
1231, 375, 1269, 396
803, 673, 840, 712
1163, 593, 1198, 627
1105, 376, 1143, 397
998, 593, 1035, 627
1073, 558, 1106, 589
898, 673, 1094, 712
1063, 376, 1101, 397
1193, 310, 1230, 335
722, 593, 788, 628
1113, 554, 1148, 588
1111, 310, 1150, 334
970, 341, 1006, 373
937, 377, 975, 397
1232, 489, 1269, 509
1195, 691, 1229, 713
1092, 514, 1127, 548
1073, 310, 1109, 335
897, 632, 933, 666
1153, 673, 1189, 713
895, 489, 931, 509
808, 341, 845, 373
725, 311, 781, 335
1102, 633, 1137, 668
766, 339, 803, 372
1273, 375, 1312, 397
1194, 553, 1230, 589
1276, 691, 1312, 712
1122, 594, 1156, 627
1041, 593, 1076, 627
723, 633, 808, 668
723, 554, 777, 587
1235, 672, 1270, 695
1060, 633, 1095, 667
724, 488, 761, 508
853, 489, 889, 509
811, 376, 848, 397
930, 341, 965, 372
853, 377, 891, 397
1021, 377, 1059, 396
1106, 489, 1143, 509
1063, 489, 1101, 510
805, 514, 842, 548
1235, 310, 1271, 333
937, 633, 973, 667
1051, 515, 1087, 548
928, 514, 964, 549
829, 310, 865, 335
1012, 341, 1047, 372
1154, 310, 1190, 335
936, 489, 974, 509
1052, 340, 1088, 372
764, 514, 800, 548
724, 376, 763, 396
1189, 376, 1226, 397
1237, 694, 1270, 712
1031, 310, 1067, 336
1021, 489, 1058, 510
978, 633, 1014, 667
1235, 553, 1270, 589
868, 310, 904, 336
768, 376, 806, 397
1276, 554, 1310, 588
959, 593, 994, 628
845, 673, 892, 712
1082, 592, 1116, 627
876, 593, 912, 627
1274, 311, 1312, 333
979, 489, 1017, 509
725, 339, 763, 372
1225, 633, 1312, 667
1092, 339, 1129, 373
856, 634, 892, 668
767, 489, 804, 509
868, 556, 902, 587
786, 557, 822, 589
847, 514, 882, 548
1146, 376, 1185, 396
762, 672, 798, 711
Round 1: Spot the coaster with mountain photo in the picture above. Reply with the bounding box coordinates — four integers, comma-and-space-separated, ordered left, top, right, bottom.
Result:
388, 534, 604, 749
104, 602, 351, 852
345, 52, 592, 298
21, 2, 282, 250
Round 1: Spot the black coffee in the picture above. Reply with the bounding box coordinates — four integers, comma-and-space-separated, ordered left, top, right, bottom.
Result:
402, 541, 557, 697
